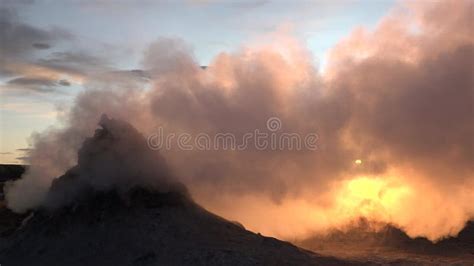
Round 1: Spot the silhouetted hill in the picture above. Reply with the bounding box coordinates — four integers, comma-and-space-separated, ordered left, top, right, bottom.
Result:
0, 164, 26, 183
0, 117, 354, 265
298, 219, 474, 264
0, 187, 354, 265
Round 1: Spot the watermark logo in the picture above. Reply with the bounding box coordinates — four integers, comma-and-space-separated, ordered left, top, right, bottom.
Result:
266, 117, 282, 132
147, 117, 318, 151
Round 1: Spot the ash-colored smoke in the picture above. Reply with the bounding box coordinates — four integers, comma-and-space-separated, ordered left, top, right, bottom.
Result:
5, 0, 473, 241
42, 114, 179, 210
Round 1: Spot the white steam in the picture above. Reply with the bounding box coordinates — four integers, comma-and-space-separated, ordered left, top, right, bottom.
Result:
5, 0, 474, 241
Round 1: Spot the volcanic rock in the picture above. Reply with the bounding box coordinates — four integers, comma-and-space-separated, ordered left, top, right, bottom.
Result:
0, 116, 353, 265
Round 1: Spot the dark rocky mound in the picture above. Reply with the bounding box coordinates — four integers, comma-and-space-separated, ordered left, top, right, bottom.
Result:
0, 115, 354, 265
0, 187, 355, 266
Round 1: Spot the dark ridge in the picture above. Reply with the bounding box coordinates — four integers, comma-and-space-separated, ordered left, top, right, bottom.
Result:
0, 164, 27, 202
0, 165, 29, 237
298, 218, 474, 263
0, 164, 26, 182
0, 117, 357, 265
0, 187, 356, 266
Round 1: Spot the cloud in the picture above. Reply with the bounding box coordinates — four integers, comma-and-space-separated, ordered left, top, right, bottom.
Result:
4, 77, 70, 93
8, 77, 56, 86
0, 7, 71, 59
324, 0, 474, 183
32, 43, 51, 50
58, 79, 71, 86
194, 0, 268, 9
122, 69, 151, 80
16, 148, 32, 152
36, 51, 111, 77
1, 0, 34, 6
4, 0, 474, 242
0, 7, 109, 93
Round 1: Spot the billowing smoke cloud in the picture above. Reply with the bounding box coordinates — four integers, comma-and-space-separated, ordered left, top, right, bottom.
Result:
5, 0, 473, 241
43, 114, 179, 210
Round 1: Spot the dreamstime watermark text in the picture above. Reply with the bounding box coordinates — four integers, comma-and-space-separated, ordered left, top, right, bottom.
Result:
147, 117, 318, 151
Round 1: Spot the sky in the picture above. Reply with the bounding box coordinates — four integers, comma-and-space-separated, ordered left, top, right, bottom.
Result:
2, 0, 474, 241
0, 0, 395, 164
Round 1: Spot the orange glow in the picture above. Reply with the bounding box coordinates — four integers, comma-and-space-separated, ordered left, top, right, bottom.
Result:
334, 176, 412, 220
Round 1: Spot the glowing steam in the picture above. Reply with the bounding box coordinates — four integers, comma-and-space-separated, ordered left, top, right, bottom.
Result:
5, 0, 474, 242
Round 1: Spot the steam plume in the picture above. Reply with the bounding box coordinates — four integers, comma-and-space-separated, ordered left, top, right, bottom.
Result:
5, 0, 473, 241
